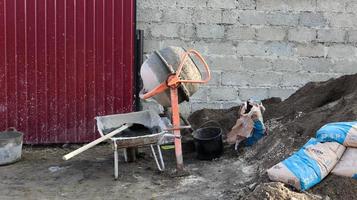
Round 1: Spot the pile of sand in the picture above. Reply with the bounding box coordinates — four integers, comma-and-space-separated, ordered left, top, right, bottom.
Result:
245, 182, 322, 200
188, 74, 357, 199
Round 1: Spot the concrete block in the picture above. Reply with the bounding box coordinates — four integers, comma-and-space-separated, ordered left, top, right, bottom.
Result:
143, 39, 162, 53
242, 57, 273, 71
210, 87, 238, 101
197, 24, 225, 39
151, 23, 179, 38
295, 44, 326, 57
238, 11, 267, 25
226, 26, 256, 40
310, 73, 342, 82
222, 71, 283, 87
327, 45, 357, 59
137, 8, 162, 22
177, 0, 208, 8
317, 29, 346, 43
288, 28, 316, 43
160, 39, 192, 49
207, 71, 222, 86
268, 88, 297, 100
347, 30, 357, 42
178, 101, 191, 118
236, 41, 267, 56
280, 72, 314, 87
221, 101, 242, 109
256, 0, 287, 11
300, 58, 334, 73
191, 102, 221, 112
178, 24, 196, 39
267, 42, 295, 57
286, 0, 316, 11
328, 13, 357, 28
206, 55, 242, 71
300, 12, 326, 28
346, 1, 357, 13
222, 10, 239, 24
207, 0, 236, 9
239, 87, 269, 101
316, 0, 347, 12
204, 42, 236, 55
190, 87, 210, 101
272, 58, 301, 72
137, 0, 177, 9
192, 9, 222, 24
332, 60, 357, 74
236, 0, 256, 10
162, 9, 192, 23
267, 12, 299, 26
256, 27, 286, 41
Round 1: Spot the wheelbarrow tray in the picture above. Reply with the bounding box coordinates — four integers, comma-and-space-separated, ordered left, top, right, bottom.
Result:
111, 131, 168, 149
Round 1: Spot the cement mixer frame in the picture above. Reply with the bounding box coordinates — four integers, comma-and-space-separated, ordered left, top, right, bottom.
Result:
142, 49, 211, 171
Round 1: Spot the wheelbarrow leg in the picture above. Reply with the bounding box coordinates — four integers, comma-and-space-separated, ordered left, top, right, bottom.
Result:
123, 148, 128, 162
150, 145, 165, 171
113, 142, 119, 180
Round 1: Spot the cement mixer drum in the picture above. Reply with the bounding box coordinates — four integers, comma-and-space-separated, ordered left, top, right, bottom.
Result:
140, 46, 202, 107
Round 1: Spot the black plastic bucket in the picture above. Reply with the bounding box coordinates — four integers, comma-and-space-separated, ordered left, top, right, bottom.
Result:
192, 127, 223, 160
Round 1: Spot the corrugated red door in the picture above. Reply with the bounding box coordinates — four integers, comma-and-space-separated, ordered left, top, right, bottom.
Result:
0, 0, 135, 144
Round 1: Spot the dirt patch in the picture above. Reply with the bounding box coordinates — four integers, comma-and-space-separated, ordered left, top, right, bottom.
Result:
245, 182, 322, 200
188, 106, 240, 135
189, 74, 357, 199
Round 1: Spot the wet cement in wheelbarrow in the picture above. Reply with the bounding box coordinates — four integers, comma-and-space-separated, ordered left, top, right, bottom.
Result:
103, 124, 161, 138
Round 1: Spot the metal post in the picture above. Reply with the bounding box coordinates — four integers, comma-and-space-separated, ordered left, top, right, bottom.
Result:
170, 87, 184, 171
114, 142, 119, 179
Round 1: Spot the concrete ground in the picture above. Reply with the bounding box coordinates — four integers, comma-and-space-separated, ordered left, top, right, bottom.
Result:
0, 144, 257, 200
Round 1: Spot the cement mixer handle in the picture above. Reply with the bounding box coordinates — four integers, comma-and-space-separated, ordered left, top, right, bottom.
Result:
141, 81, 169, 100
176, 49, 211, 84
141, 49, 211, 100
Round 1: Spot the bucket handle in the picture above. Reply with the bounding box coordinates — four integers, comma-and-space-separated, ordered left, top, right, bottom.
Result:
6, 127, 17, 132
198, 120, 221, 129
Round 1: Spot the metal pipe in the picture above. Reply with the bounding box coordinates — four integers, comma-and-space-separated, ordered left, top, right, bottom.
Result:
171, 88, 184, 171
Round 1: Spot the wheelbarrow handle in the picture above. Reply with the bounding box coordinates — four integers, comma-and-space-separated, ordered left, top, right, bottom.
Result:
175, 49, 211, 84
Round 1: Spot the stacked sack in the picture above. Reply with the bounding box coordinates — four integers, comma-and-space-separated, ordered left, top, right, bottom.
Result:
268, 121, 357, 190
316, 122, 357, 180
267, 138, 345, 190
332, 148, 357, 179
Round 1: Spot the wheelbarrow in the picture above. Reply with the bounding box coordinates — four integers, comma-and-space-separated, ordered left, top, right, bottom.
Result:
63, 110, 174, 179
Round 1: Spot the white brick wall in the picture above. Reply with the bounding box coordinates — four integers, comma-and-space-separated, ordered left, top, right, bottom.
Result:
137, 0, 357, 115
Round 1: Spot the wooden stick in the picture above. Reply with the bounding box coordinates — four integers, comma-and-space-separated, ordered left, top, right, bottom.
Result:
63, 124, 132, 160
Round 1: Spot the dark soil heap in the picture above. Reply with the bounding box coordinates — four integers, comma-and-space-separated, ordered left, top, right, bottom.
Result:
188, 74, 357, 199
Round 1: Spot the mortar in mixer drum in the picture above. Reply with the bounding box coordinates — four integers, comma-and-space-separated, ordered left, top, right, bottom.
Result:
140, 46, 202, 107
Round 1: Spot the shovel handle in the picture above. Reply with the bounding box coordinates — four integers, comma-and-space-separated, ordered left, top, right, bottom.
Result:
63, 124, 132, 160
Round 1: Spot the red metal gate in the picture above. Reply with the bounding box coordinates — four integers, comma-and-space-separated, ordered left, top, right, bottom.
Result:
0, 0, 135, 144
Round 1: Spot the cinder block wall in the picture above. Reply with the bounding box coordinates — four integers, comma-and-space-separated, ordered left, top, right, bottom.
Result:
137, 0, 357, 114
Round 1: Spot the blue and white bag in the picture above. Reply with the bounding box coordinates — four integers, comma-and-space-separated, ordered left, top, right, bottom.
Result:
332, 148, 357, 179
267, 138, 345, 190
316, 121, 357, 147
